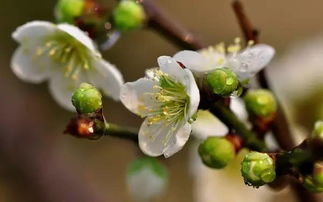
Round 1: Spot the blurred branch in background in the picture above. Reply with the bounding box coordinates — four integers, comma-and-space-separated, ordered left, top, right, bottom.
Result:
232, 1, 320, 201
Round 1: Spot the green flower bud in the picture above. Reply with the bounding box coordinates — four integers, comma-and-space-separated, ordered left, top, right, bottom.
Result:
241, 152, 276, 187
244, 89, 277, 118
312, 121, 323, 139
198, 137, 235, 169
112, 0, 146, 32
314, 162, 323, 187
303, 175, 323, 193
207, 68, 239, 96
55, 0, 85, 23
127, 157, 168, 201
72, 83, 102, 114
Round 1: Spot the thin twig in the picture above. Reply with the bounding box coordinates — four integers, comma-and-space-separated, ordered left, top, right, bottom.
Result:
232, 1, 319, 201
210, 102, 267, 151
232, 0, 295, 150
140, 0, 205, 50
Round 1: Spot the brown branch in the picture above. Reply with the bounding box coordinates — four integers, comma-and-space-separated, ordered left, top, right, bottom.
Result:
232, 0, 295, 150
140, 0, 205, 50
232, 1, 320, 201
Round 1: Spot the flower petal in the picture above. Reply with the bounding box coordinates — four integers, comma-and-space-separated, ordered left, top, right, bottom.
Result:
88, 59, 124, 101
191, 110, 228, 139
184, 69, 200, 118
120, 78, 157, 116
229, 44, 275, 80
157, 56, 190, 85
57, 24, 99, 55
49, 72, 83, 111
173, 50, 207, 72
163, 122, 191, 158
12, 21, 56, 44
11, 47, 52, 83
139, 119, 174, 157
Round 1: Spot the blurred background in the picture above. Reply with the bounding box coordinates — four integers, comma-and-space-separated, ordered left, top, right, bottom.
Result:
1, 0, 323, 201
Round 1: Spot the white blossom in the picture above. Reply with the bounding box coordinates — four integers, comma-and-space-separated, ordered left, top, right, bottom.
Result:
11, 21, 123, 110
173, 39, 275, 82
120, 56, 200, 157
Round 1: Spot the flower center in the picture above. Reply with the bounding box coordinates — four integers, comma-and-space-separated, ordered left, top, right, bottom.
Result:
146, 71, 189, 128
34, 31, 93, 80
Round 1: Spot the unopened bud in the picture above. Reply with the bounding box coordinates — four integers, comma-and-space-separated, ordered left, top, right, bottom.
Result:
207, 68, 239, 96
112, 0, 146, 32
72, 83, 102, 114
55, 0, 85, 23
198, 136, 235, 169
312, 121, 323, 139
241, 152, 276, 187
244, 89, 277, 118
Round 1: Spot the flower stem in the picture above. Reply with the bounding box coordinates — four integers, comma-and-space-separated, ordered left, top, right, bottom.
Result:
209, 102, 267, 151
105, 123, 138, 142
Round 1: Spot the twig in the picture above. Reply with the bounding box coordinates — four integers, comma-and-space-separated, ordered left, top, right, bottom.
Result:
140, 0, 205, 50
232, 0, 295, 150
210, 102, 267, 151
232, 1, 319, 201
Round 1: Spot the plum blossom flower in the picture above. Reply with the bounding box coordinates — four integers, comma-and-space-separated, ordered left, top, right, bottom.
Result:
11, 21, 123, 110
173, 38, 275, 82
120, 56, 200, 157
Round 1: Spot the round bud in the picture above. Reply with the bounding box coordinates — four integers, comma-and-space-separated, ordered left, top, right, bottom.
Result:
241, 152, 276, 187
244, 89, 277, 118
207, 68, 239, 96
55, 0, 85, 23
72, 83, 102, 114
127, 157, 168, 201
112, 0, 146, 32
312, 121, 323, 139
198, 136, 235, 169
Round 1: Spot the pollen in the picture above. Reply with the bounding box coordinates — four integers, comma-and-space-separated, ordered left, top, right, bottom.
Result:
146, 71, 189, 129
34, 32, 93, 79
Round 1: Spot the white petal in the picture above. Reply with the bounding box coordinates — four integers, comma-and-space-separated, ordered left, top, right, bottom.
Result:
57, 24, 99, 55
229, 44, 275, 80
12, 21, 56, 44
230, 97, 248, 121
49, 72, 82, 111
157, 56, 200, 119
198, 47, 227, 71
88, 59, 124, 101
11, 47, 51, 83
184, 69, 200, 118
157, 56, 189, 85
173, 50, 207, 72
120, 78, 157, 116
191, 110, 228, 139
163, 122, 192, 158
139, 119, 174, 157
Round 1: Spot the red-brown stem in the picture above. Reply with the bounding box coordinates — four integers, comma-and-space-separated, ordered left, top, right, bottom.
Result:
232, 0, 295, 149
232, 1, 319, 201
140, 0, 205, 50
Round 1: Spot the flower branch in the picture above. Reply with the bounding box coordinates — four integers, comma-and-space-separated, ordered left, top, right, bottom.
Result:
232, 0, 296, 150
